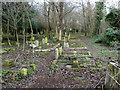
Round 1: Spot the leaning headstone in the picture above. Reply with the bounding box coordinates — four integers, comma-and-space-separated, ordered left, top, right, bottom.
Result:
55, 48, 59, 59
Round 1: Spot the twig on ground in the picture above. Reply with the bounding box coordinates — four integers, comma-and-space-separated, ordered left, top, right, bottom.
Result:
93, 76, 104, 89
14, 54, 21, 62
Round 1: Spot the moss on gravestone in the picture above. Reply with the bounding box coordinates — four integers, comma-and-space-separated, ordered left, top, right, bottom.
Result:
21, 68, 28, 76
73, 60, 79, 68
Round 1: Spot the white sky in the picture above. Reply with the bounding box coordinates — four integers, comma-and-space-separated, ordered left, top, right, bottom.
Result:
34, 0, 120, 12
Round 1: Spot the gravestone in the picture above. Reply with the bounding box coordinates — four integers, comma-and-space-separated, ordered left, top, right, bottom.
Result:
44, 37, 48, 44
73, 60, 79, 68
21, 68, 28, 76
55, 48, 59, 59
64, 32, 69, 48
42, 38, 45, 45
59, 46, 63, 56
68, 34, 70, 41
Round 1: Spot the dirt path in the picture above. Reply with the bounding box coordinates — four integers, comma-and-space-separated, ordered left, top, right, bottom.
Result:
30, 39, 106, 88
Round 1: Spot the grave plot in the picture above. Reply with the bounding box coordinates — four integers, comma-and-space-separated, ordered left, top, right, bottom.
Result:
50, 40, 106, 85
56, 47, 105, 72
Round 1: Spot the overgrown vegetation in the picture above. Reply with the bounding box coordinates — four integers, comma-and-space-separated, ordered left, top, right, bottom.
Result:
95, 8, 120, 46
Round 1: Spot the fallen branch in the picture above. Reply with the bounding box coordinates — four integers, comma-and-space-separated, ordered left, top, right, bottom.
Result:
14, 54, 21, 62
94, 76, 104, 89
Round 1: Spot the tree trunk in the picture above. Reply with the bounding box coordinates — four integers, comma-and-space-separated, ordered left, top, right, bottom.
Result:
14, 21, 19, 47
7, 4, 11, 46
82, 0, 87, 36
59, 2, 64, 41
51, 2, 58, 39
23, 14, 25, 51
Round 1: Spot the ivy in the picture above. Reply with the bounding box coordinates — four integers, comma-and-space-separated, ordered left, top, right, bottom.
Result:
105, 8, 120, 29
94, 1, 104, 35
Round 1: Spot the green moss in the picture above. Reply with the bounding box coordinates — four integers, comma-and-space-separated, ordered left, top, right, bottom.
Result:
96, 62, 100, 65
98, 65, 102, 68
50, 60, 58, 69
1, 43, 8, 45
3, 59, 15, 67
21, 68, 28, 76
26, 50, 30, 53
92, 64, 96, 67
83, 63, 88, 68
73, 77, 82, 80
15, 42, 20, 45
40, 53, 50, 55
90, 68, 103, 71
73, 60, 79, 68
80, 64, 84, 67
30, 64, 36, 70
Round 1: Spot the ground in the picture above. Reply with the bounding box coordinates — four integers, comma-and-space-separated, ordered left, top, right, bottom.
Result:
1, 34, 118, 88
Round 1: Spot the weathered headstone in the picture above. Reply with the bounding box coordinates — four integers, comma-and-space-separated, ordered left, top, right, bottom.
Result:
21, 68, 28, 76
44, 37, 48, 44
73, 51, 77, 56
68, 34, 70, 41
55, 48, 59, 59
64, 32, 69, 48
35, 40, 39, 47
59, 46, 63, 56
42, 38, 45, 45
73, 60, 79, 68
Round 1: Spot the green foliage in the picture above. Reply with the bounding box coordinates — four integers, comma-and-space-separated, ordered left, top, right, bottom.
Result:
105, 8, 120, 28
94, 1, 104, 35
95, 28, 120, 45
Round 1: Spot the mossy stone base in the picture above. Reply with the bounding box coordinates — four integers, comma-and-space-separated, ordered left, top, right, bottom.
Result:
21, 68, 28, 76
73, 60, 79, 68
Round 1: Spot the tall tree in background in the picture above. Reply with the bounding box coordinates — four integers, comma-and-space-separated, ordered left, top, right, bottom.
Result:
82, 0, 87, 36
6, 3, 11, 46
94, 1, 104, 35
58, 2, 64, 41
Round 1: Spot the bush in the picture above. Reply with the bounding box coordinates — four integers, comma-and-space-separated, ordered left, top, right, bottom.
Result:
95, 28, 120, 46
105, 8, 120, 28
